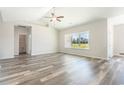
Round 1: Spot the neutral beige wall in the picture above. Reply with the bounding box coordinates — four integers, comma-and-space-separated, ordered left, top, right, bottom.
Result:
59, 19, 108, 59
0, 23, 59, 59
0, 23, 14, 59
31, 25, 59, 55
114, 24, 124, 55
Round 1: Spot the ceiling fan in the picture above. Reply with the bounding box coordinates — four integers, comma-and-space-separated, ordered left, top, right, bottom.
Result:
44, 7, 64, 22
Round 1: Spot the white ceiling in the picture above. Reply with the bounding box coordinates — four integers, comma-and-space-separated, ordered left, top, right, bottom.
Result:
1, 7, 124, 30
0, 7, 51, 22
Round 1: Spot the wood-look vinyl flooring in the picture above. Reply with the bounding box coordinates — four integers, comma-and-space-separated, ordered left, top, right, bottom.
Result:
0, 53, 124, 85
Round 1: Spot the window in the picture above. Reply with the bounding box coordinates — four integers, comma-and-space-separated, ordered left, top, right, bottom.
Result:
65, 31, 89, 49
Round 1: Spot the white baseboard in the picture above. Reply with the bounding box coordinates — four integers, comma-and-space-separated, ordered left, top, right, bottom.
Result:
31, 51, 58, 56
0, 55, 14, 60
59, 51, 108, 61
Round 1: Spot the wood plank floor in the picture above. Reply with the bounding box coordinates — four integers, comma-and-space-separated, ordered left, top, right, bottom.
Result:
0, 53, 124, 85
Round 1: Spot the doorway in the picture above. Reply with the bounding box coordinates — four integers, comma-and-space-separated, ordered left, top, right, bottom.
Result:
19, 34, 27, 54
113, 24, 124, 56
14, 25, 32, 56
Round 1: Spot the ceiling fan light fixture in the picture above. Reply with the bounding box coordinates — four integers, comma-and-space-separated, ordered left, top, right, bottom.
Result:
52, 17, 56, 21
44, 7, 64, 23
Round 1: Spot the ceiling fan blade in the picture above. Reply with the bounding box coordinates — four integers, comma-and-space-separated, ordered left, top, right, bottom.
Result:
57, 16, 64, 18
51, 13, 54, 17
57, 18, 61, 22
44, 16, 52, 18
50, 19, 53, 22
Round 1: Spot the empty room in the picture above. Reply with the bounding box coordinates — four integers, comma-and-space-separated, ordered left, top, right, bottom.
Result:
0, 7, 124, 85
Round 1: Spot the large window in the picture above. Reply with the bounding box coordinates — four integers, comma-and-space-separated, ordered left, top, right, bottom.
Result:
65, 31, 89, 49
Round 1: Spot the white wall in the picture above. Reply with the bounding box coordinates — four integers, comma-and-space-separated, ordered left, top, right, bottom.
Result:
0, 22, 58, 59
114, 24, 124, 55
0, 23, 14, 59
31, 25, 58, 55
59, 19, 108, 59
